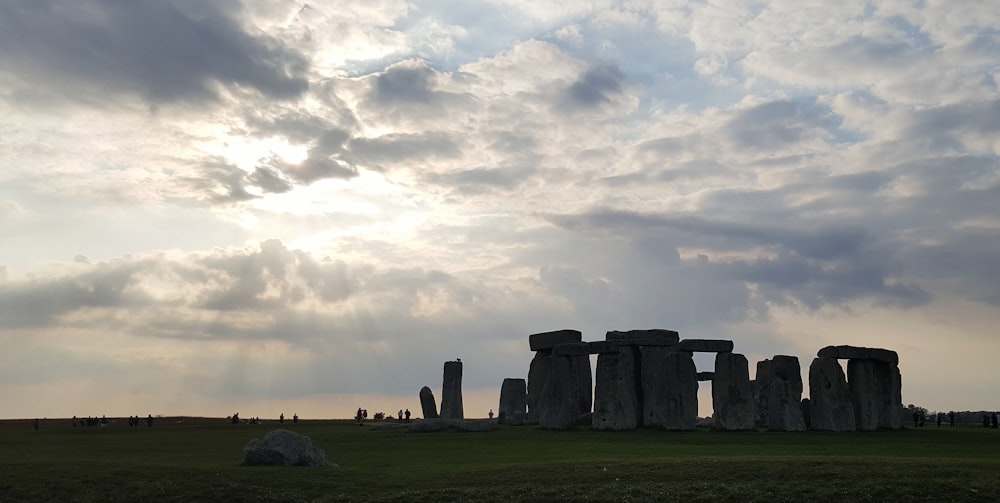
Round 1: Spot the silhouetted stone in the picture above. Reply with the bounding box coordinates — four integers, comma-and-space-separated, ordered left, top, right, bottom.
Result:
552, 342, 591, 356
498, 378, 527, 425
678, 339, 734, 353
593, 348, 641, 430
588, 341, 621, 354
419, 386, 439, 419
848, 359, 880, 431
848, 358, 903, 430
409, 418, 499, 433
801, 398, 811, 429
641, 346, 671, 427
808, 357, 855, 431
526, 350, 551, 424
712, 352, 755, 430
766, 355, 805, 431
507, 410, 525, 426
662, 351, 699, 430
242, 429, 334, 467
697, 371, 715, 381
606, 329, 679, 346
880, 363, 903, 429
539, 354, 591, 430
440, 360, 464, 420
529, 329, 582, 351
754, 359, 773, 428
818, 345, 898, 364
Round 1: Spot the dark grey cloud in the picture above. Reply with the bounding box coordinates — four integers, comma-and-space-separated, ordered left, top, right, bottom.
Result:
360, 61, 472, 123
0, 0, 308, 104
724, 99, 839, 150
0, 259, 147, 328
544, 207, 930, 310
566, 65, 625, 106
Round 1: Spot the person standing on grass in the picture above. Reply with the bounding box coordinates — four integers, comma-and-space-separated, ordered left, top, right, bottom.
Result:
356, 408, 364, 426
948, 411, 955, 427
398, 409, 404, 421
936, 413, 942, 427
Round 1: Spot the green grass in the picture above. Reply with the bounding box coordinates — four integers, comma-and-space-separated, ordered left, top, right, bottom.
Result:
2, 418, 999, 502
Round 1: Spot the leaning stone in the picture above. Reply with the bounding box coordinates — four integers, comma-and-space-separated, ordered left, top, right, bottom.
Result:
766, 355, 805, 431
498, 378, 527, 425
606, 329, 680, 346
593, 348, 641, 430
419, 386, 439, 419
242, 429, 334, 467
712, 352, 755, 430
539, 355, 590, 430
529, 329, 582, 351
818, 345, 898, 364
440, 360, 464, 420
526, 350, 551, 424
678, 339, 734, 353
552, 342, 592, 356
808, 357, 855, 431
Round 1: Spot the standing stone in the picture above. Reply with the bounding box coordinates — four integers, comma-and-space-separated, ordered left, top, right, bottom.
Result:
754, 359, 774, 428
712, 352, 755, 430
526, 350, 551, 424
539, 355, 589, 430
766, 355, 805, 431
498, 378, 527, 425
592, 348, 641, 430
419, 386, 439, 419
808, 357, 855, 431
440, 360, 464, 420
847, 358, 880, 431
571, 354, 593, 418
879, 362, 903, 429
641, 346, 671, 427
662, 351, 698, 431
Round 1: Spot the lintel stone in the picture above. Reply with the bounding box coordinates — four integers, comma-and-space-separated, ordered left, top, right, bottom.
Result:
529, 329, 583, 351
817, 345, 898, 364
678, 339, 734, 353
606, 329, 679, 346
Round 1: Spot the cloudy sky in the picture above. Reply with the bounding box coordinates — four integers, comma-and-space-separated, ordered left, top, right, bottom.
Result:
2, 0, 999, 420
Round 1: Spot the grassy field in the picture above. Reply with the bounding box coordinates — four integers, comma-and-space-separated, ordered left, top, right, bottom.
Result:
2, 418, 999, 502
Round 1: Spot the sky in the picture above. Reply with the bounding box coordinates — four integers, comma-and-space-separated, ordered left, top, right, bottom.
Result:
1, 0, 999, 420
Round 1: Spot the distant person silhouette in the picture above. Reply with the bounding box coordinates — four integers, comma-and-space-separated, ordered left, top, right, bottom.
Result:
398, 409, 403, 421
280, 413, 285, 424
293, 413, 298, 423
404, 409, 410, 423
146, 414, 153, 428
489, 409, 494, 419
948, 411, 955, 427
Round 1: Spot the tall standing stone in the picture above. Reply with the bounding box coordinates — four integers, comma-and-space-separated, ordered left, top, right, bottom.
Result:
539, 355, 590, 430
592, 348, 641, 430
440, 360, 464, 420
847, 358, 880, 431
641, 346, 671, 427
526, 350, 551, 424
712, 352, 755, 430
419, 386, 439, 419
662, 351, 698, 431
498, 378, 527, 425
878, 362, 903, 429
808, 357, 855, 431
754, 359, 774, 428
766, 355, 805, 431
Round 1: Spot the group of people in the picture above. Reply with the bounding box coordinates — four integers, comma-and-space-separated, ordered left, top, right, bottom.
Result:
126, 415, 154, 428
982, 412, 999, 428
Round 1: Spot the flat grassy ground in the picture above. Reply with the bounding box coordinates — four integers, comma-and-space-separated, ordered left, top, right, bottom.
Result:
2, 418, 999, 502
